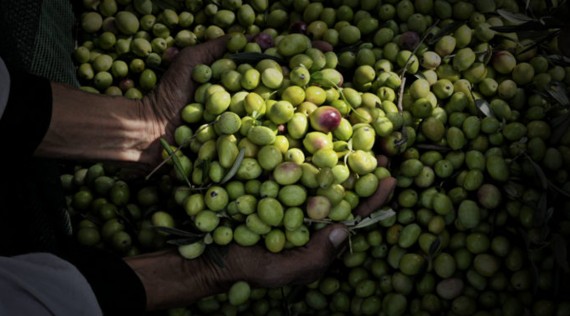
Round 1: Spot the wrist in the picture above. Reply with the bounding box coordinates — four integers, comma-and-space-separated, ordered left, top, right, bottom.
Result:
35, 83, 156, 164
124, 248, 239, 311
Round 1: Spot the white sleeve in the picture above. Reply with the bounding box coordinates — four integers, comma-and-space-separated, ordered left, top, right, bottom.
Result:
0, 253, 103, 316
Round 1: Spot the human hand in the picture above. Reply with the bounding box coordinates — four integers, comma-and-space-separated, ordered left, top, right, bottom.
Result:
197, 163, 395, 289
137, 37, 229, 166
127, 165, 395, 311
126, 223, 348, 311
354, 155, 397, 218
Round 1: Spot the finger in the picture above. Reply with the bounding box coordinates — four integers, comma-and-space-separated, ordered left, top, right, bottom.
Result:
354, 176, 397, 218
185, 35, 231, 66
306, 223, 349, 252
376, 154, 390, 168
227, 223, 349, 289
284, 223, 349, 285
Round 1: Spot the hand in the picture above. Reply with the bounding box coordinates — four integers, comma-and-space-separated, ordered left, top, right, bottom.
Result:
125, 223, 348, 311
137, 37, 229, 166
355, 155, 397, 218
126, 169, 396, 311
212, 223, 349, 290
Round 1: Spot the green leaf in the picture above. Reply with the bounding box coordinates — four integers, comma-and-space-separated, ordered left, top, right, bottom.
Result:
229, 52, 285, 65
160, 138, 192, 187
344, 208, 396, 230
548, 112, 570, 145
153, 225, 205, 238
167, 237, 205, 246
220, 148, 246, 184
414, 72, 427, 81
524, 154, 549, 190
546, 81, 570, 107
496, 9, 534, 24
547, 180, 570, 198
479, 46, 494, 65
415, 144, 452, 152
546, 54, 570, 66
470, 88, 494, 118
429, 237, 442, 257
154, 0, 184, 11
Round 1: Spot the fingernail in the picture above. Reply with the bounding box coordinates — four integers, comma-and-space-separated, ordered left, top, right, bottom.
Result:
329, 228, 348, 248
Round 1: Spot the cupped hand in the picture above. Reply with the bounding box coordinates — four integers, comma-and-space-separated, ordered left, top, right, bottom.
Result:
211, 223, 349, 290
137, 37, 230, 166
128, 157, 396, 311
212, 174, 396, 289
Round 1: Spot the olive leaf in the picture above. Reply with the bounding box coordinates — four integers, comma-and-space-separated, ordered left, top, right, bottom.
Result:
166, 237, 204, 246
395, 76, 408, 148
546, 54, 570, 66
428, 236, 442, 257
400, 20, 439, 77
160, 138, 192, 187
337, 86, 361, 115
470, 88, 494, 118
547, 180, 570, 198
504, 181, 523, 199
220, 148, 246, 184
496, 9, 535, 24
344, 208, 396, 230
199, 159, 212, 185
415, 144, 452, 152
396, 76, 407, 112
152, 225, 205, 238
334, 41, 364, 54
229, 52, 285, 65
549, 113, 570, 145
154, 0, 184, 11
414, 72, 427, 81
545, 81, 570, 107
424, 236, 442, 272
478, 46, 494, 65
524, 153, 549, 190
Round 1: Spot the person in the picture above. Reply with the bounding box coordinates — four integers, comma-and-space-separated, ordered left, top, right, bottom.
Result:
0, 1, 397, 315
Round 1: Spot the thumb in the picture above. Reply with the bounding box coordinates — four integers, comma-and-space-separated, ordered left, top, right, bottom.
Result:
354, 176, 397, 218
327, 224, 349, 249
305, 223, 349, 255
281, 223, 348, 286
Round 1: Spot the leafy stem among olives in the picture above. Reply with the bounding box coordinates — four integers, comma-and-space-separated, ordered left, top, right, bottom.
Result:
303, 207, 396, 233
147, 119, 246, 192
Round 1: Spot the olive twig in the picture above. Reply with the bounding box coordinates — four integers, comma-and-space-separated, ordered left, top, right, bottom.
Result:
145, 122, 215, 182
160, 138, 192, 188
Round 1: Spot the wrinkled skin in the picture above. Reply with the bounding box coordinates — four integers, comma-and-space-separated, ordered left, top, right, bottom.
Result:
137, 36, 231, 167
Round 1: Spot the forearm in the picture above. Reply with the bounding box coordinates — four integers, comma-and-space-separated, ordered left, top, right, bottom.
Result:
124, 249, 235, 311
34, 82, 157, 165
